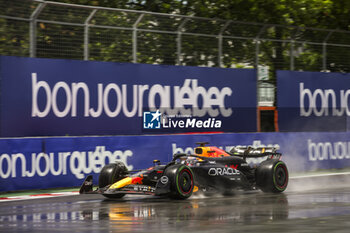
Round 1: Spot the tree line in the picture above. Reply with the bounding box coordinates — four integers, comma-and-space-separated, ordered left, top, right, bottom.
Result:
0, 0, 349, 77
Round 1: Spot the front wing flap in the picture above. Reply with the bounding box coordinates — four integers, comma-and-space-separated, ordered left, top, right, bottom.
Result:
104, 184, 157, 195
80, 175, 171, 196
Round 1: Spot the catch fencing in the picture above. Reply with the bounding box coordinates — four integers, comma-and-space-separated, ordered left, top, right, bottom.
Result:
1, 0, 350, 70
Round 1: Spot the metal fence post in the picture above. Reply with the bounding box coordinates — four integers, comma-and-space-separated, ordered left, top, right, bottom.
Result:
218, 20, 231, 68
176, 30, 182, 66
322, 42, 327, 71
255, 25, 266, 69
132, 14, 144, 63
255, 40, 260, 68
289, 27, 300, 71
84, 9, 97, 61
290, 40, 294, 70
177, 17, 191, 66
29, 2, 46, 58
322, 30, 334, 71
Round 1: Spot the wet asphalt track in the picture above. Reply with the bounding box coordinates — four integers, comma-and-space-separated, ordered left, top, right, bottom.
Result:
1, 178, 350, 233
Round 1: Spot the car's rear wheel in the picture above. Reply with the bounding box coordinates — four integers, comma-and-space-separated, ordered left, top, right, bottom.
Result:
165, 164, 194, 199
256, 159, 288, 193
99, 162, 128, 198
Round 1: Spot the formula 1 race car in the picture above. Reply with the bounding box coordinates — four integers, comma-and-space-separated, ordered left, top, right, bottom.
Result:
80, 142, 289, 199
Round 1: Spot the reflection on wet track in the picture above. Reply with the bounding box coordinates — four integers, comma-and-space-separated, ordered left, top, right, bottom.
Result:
1, 187, 350, 233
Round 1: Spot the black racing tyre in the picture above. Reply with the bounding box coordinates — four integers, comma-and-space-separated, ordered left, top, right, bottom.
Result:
256, 159, 288, 193
99, 162, 128, 198
164, 164, 194, 199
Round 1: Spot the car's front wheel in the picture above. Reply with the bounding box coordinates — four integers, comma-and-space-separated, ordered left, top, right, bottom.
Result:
164, 164, 194, 199
99, 162, 128, 198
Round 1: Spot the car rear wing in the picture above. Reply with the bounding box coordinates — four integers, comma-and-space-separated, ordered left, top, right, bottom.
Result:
229, 146, 281, 159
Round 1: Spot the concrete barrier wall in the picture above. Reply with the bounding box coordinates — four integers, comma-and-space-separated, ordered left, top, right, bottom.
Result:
1, 132, 350, 192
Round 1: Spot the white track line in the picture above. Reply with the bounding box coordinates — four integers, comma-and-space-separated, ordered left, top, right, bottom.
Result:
290, 171, 350, 179
0, 191, 79, 202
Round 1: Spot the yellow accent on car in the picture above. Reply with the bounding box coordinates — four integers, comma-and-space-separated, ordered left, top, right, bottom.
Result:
193, 186, 199, 193
110, 177, 132, 189
195, 146, 230, 157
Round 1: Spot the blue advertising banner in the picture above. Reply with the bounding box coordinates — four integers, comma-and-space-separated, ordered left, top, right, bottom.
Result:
1, 132, 350, 192
277, 70, 350, 132
0, 56, 257, 137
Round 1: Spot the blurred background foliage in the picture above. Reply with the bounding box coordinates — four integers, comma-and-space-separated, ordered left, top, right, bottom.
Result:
0, 0, 349, 77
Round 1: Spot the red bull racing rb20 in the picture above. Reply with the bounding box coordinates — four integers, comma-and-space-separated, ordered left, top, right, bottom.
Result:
80, 142, 289, 199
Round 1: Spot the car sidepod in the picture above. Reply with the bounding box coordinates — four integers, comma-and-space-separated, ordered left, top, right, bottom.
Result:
190, 162, 250, 193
